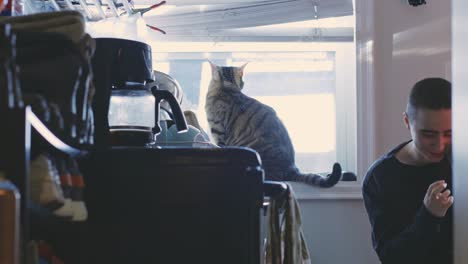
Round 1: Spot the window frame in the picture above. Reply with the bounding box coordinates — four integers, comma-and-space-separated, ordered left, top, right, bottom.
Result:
148, 0, 375, 200
292, 0, 375, 200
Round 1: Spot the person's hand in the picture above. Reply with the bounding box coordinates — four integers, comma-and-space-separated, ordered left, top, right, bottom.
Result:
423, 180, 454, 218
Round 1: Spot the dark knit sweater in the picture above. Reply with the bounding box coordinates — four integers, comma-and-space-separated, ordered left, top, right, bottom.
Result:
362, 141, 453, 264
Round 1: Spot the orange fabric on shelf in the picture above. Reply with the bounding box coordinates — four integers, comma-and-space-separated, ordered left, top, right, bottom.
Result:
60, 173, 73, 187
0, 0, 6, 12
71, 174, 85, 188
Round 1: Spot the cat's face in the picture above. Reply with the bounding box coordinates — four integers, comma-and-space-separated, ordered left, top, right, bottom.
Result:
209, 62, 247, 90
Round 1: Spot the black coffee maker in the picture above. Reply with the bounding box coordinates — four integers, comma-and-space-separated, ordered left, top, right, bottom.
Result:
91, 38, 187, 147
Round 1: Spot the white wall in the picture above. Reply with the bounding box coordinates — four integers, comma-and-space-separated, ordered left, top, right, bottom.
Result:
299, 199, 378, 263
372, 0, 451, 156
452, 0, 468, 263
297, 1, 452, 264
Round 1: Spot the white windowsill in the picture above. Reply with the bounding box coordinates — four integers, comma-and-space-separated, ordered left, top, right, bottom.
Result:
287, 181, 363, 200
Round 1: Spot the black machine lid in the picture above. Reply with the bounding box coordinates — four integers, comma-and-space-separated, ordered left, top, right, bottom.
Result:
93, 38, 153, 88
87, 146, 262, 168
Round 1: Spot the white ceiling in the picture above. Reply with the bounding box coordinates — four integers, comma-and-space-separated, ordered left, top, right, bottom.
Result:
134, 0, 281, 5
140, 0, 354, 42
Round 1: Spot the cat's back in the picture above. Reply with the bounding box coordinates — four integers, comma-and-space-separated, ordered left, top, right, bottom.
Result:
206, 87, 273, 118
205, 82, 295, 171
211, 89, 289, 141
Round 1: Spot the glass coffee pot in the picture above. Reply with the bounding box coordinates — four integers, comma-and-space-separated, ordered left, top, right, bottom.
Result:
108, 82, 187, 146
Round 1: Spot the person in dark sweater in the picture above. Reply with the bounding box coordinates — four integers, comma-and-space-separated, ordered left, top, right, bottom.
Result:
362, 78, 453, 264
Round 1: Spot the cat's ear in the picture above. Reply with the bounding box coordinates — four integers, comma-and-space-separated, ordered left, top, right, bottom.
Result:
240, 62, 249, 71
208, 60, 217, 72
208, 60, 219, 79
238, 62, 249, 78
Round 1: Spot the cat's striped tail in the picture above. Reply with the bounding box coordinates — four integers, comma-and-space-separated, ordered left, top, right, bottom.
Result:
298, 163, 342, 188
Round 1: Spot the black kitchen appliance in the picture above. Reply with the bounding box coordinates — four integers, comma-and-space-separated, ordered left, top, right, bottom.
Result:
91, 38, 187, 147
81, 147, 285, 264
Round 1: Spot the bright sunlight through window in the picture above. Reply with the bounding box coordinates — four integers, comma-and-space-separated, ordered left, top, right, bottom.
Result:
254, 94, 336, 153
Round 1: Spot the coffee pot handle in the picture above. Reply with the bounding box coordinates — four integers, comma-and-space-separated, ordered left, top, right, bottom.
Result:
150, 87, 188, 135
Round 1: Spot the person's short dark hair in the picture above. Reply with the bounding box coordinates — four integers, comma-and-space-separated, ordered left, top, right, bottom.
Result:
406, 77, 451, 121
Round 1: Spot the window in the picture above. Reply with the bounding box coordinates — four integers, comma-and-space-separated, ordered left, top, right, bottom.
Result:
152, 41, 356, 176
140, 0, 371, 195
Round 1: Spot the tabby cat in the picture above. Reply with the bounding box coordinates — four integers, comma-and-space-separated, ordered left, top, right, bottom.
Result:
205, 62, 341, 187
